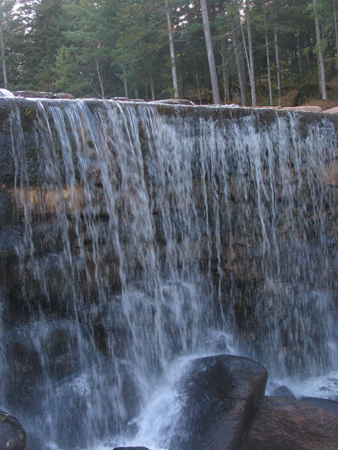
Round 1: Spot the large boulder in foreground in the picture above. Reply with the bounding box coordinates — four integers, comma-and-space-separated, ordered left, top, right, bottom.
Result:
169, 354, 267, 450
241, 396, 338, 450
0, 410, 26, 450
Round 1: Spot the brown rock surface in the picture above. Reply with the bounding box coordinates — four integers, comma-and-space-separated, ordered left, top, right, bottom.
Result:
54, 93, 74, 99
241, 396, 338, 450
323, 106, 338, 114
320, 160, 338, 186
282, 105, 323, 112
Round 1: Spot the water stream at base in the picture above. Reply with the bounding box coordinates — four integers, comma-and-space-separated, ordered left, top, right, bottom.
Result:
0, 99, 338, 449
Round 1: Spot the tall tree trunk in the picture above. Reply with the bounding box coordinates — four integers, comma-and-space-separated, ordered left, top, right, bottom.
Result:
165, 0, 179, 98
313, 0, 327, 100
246, 12, 256, 105
222, 65, 231, 104
150, 72, 156, 100
0, 21, 7, 89
191, 45, 202, 105
274, 4, 281, 107
232, 19, 247, 106
123, 72, 128, 98
219, 35, 231, 103
180, 52, 185, 98
296, 29, 304, 78
263, 2, 272, 106
317, 53, 322, 96
334, 0, 338, 67
200, 0, 221, 104
95, 56, 104, 99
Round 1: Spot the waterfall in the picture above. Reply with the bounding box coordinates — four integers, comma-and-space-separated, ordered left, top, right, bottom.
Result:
0, 98, 337, 449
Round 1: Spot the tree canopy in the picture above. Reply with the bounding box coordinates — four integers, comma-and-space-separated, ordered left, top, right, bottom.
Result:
1, 0, 338, 105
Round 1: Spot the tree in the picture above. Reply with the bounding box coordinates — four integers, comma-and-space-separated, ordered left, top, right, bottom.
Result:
232, 14, 247, 106
0, 0, 12, 88
263, 1, 272, 105
240, 7, 256, 106
165, 0, 179, 98
313, 0, 327, 100
200, 0, 221, 104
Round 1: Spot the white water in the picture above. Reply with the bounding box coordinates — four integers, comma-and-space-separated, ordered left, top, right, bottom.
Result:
0, 98, 337, 449
0, 88, 14, 97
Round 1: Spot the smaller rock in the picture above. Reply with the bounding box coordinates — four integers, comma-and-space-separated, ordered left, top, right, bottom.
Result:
38, 91, 54, 98
157, 89, 171, 99
272, 385, 296, 398
0, 410, 26, 450
54, 93, 74, 99
110, 97, 130, 101
323, 106, 338, 114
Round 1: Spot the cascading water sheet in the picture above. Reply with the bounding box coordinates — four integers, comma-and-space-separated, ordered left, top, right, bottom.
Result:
0, 98, 337, 449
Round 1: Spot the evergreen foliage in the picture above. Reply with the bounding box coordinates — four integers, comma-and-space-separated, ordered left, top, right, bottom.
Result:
1, 0, 338, 104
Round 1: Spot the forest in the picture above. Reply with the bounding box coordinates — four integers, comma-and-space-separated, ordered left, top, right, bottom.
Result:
0, 0, 338, 106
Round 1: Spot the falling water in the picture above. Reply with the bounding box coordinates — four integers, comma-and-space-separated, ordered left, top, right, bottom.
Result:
0, 98, 337, 449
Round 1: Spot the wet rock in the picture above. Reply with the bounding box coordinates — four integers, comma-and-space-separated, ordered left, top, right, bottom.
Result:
272, 385, 296, 398
300, 397, 338, 415
169, 354, 268, 450
241, 396, 338, 450
113, 447, 149, 450
0, 191, 13, 226
153, 98, 195, 106
320, 160, 338, 186
12, 91, 54, 99
110, 97, 130, 101
0, 410, 26, 450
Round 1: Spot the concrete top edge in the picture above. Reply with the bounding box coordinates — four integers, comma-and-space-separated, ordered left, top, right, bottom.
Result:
0, 97, 337, 125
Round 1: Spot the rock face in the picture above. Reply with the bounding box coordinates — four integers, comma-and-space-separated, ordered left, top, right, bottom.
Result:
0, 410, 26, 450
241, 396, 338, 450
1, 98, 338, 448
169, 354, 268, 450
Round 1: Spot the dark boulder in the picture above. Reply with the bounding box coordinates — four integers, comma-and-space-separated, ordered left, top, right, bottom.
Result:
272, 385, 296, 398
0, 410, 26, 450
241, 396, 338, 450
169, 354, 267, 450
